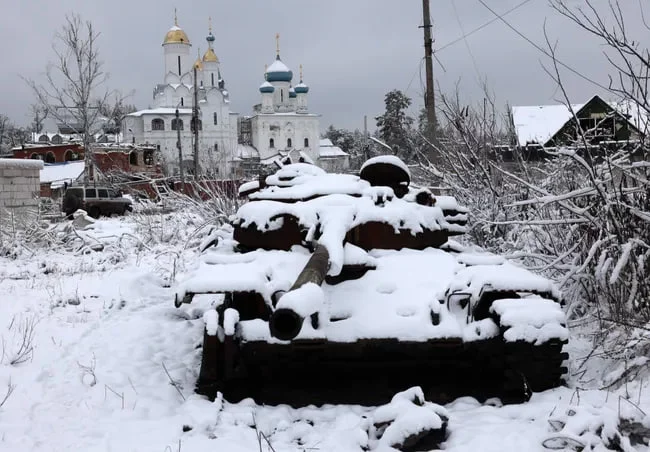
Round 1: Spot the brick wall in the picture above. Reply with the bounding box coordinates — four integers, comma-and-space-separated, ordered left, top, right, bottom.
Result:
0, 159, 43, 213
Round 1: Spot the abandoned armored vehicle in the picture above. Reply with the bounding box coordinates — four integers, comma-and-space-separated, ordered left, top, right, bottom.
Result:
174, 156, 568, 406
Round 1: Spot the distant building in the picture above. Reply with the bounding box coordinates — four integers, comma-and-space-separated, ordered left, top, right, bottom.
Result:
12, 143, 84, 163
511, 95, 647, 150
123, 14, 349, 178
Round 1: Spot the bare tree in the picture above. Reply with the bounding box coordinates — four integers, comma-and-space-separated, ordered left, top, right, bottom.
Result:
29, 103, 49, 135
97, 91, 136, 135
550, 0, 650, 138
24, 13, 111, 182
0, 114, 10, 152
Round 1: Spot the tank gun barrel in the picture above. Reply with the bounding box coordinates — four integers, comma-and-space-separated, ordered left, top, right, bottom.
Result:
269, 244, 330, 340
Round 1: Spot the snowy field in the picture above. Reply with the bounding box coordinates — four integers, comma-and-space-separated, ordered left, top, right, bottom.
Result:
0, 210, 648, 452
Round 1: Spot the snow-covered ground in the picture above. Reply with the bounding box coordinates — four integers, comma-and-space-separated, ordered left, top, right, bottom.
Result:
0, 211, 647, 451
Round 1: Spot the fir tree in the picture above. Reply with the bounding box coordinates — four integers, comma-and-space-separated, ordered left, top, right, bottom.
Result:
375, 90, 414, 161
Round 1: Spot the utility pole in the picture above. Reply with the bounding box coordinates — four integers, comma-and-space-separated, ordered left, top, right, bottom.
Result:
192, 65, 200, 180
176, 107, 184, 191
420, 0, 436, 142
363, 115, 370, 161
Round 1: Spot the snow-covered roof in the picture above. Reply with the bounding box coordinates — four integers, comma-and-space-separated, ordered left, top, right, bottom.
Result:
127, 108, 192, 117
512, 96, 650, 146
318, 138, 348, 158
40, 161, 84, 188
237, 144, 259, 159
511, 104, 583, 146
266, 59, 291, 74
319, 146, 348, 158
0, 158, 44, 170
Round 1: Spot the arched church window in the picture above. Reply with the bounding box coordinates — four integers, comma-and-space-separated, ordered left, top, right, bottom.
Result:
45, 152, 56, 163
38, 134, 48, 143
51, 134, 62, 144
151, 118, 165, 131
287, 138, 292, 148
180, 97, 184, 106
281, 90, 284, 103
177, 56, 181, 76
213, 112, 218, 125
171, 119, 184, 131
304, 138, 309, 148
211, 73, 215, 87
214, 143, 218, 152
269, 138, 275, 148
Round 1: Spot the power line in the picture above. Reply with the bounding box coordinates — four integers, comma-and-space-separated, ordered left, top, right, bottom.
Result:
476, 0, 612, 92
438, 0, 535, 53
405, 58, 425, 94
451, 0, 483, 84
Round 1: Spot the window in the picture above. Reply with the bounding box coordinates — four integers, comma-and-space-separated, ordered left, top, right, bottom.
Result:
45, 152, 56, 163
214, 143, 219, 152
269, 138, 275, 148
129, 152, 138, 165
67, 188, 83, 198
171, 119, 184, 130
180, 97, 184, 106
151, 118, 165, 131
108, 190, 119, 198
97, 189, 108, 198
177, 55, 181, 76
51, 135, 62, 144
144, 149, 154, 165
38, 135, 48, 142
64, 150, 74, 161
85, 188, 97, 198
304, 138, 309, 148
213, 112, 217, 125
30, 153, 40, 159
287, 138, 292, 148
281, 90, 284, 102
211, 73, 215, 86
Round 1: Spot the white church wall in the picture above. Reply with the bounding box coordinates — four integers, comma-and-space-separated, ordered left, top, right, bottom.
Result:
164, 43, 191, 77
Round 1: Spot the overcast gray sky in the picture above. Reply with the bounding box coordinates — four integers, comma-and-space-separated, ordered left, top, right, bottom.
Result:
3, 0, 649, 132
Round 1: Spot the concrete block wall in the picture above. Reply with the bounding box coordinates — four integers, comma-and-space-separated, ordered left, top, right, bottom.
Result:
0, 159, 43, 210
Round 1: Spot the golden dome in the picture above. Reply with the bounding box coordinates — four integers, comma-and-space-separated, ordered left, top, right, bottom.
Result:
193, 58, 203, 70
202, 48, 219, 63
163, 26, 190, 45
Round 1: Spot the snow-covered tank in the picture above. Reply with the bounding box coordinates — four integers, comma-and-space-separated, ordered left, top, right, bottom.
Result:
175, 157, 568, 406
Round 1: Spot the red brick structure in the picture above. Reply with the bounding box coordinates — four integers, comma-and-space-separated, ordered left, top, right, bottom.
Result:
12, 144, 84, 163
93, 146, 162, 177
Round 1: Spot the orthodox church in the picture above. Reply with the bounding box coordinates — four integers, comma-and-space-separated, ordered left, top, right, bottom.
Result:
123, 14, 349, 177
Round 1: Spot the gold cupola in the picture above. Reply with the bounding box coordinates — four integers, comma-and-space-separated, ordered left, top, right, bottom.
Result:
202, 48, 218, 63
202, 17, 218, 62
193, 49, 203, 70
163, 10, 191, 45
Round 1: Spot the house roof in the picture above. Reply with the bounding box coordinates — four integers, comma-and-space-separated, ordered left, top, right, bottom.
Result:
40, 161, 84, 188
318, 138, 348, 158
511, 95, 649, 146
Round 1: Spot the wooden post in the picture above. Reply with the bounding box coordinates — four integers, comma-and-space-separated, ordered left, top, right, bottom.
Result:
421, 0, 436, 141
176, 107, 184, 190
193, 65, 200, 180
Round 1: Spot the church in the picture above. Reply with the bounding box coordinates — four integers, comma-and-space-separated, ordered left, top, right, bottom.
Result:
122, 14, 349, 178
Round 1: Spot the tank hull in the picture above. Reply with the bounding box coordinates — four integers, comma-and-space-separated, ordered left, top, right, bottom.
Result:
197, 331, 567, 407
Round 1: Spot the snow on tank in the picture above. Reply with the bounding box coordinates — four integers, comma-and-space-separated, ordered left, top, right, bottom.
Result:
175, 156, 568, 409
